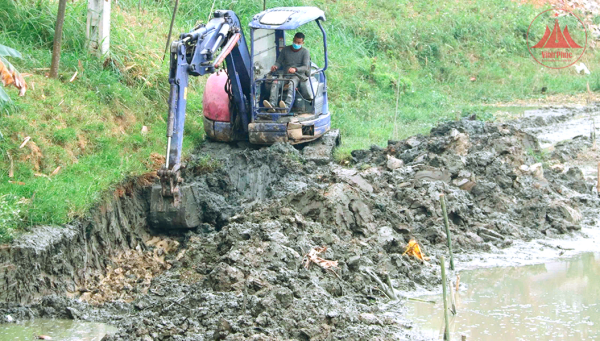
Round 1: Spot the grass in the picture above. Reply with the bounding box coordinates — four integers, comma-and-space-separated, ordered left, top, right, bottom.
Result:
0, 0, 599, 241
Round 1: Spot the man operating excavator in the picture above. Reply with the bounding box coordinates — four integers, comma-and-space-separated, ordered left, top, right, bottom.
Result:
263, 32, 310, 111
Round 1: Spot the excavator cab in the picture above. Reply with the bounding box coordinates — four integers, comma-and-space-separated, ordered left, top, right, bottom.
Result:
247, 7, 330, 144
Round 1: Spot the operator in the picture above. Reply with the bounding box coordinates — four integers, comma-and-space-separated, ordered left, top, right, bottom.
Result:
264, 32, 310, 111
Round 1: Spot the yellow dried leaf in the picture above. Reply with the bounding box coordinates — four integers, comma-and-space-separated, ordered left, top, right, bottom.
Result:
0, 59, 27, 96
304, 246, 339, 270
50, 166, 61, 176
0, 60, 14, 86
402, 239, 429, 261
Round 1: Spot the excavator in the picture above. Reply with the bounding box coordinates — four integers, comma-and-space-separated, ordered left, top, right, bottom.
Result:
149, 7, 332, 228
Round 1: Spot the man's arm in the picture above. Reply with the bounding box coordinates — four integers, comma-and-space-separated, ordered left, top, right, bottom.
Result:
273, 47, 286, 70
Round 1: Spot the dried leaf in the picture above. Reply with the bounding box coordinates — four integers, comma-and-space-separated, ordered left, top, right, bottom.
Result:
19, 136, 30, 149
16, 74, 27, 96
9, 181, 26, 185
69, 70, 78, 82
50, 166, 61, 176
402, 239, 429, 261
0, 57, 26, 96
304, 246, 339, 270
0, 60, 14, 86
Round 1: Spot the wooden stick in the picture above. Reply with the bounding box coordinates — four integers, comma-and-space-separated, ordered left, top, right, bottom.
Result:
597, 162, 600, 195
449, 279, 457, 315
456, 273, 460, 292
441, 255, 451, 341
592, 119, 597, 151
407, 297, 436, 304
440, 194, 455, 270
162, 0, 180, 62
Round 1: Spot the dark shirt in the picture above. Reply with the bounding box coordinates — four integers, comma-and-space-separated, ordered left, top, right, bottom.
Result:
274, 46, 310, 77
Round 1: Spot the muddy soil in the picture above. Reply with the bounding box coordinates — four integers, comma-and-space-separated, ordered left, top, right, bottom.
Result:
3, 106, 600, 340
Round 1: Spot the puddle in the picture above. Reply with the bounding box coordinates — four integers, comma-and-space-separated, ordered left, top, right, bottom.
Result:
522, 107, 599, 149
0, 319, 117, 340
406, 252, 600, 340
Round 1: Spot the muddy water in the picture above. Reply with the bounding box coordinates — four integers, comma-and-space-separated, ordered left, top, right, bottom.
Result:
0, 319, 117, 340
525, 107, 598, 148
406, 252, 600, 340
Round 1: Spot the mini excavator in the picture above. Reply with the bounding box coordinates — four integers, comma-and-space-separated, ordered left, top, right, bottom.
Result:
150, 7, 331, 228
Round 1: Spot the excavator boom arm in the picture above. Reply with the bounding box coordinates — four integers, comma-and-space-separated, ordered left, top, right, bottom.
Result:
159, 10, 251, 204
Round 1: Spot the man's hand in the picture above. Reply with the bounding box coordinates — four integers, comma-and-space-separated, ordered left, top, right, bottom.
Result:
288, 67, 297, 74
271, 65, 278, 72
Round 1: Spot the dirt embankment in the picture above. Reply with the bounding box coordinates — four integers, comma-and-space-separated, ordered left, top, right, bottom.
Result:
3, 111, 600, 340
0, 181, 151, 304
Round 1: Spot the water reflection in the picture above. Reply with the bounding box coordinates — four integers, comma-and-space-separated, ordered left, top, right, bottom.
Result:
407, 252, 600, 340
0, 319, 117, 340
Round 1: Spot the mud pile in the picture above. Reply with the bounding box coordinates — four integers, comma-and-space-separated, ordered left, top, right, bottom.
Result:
3, 117, 600, 340
356, 118, 597, 238
97, 118, 599, 340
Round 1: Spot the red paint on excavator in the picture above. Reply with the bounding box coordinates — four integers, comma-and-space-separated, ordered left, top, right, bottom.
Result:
203, 71, 230, 122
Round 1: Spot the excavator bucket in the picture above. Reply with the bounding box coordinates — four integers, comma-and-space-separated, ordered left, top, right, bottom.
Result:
148, 184, 201, 229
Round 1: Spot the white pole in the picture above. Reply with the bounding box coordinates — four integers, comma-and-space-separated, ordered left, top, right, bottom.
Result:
87, 0, 111, 57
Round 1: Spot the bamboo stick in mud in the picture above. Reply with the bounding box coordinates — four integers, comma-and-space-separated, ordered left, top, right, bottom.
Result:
597, 162, 600, 195
441, 255, 451, 341
455, 273, 460, 292
449, 279, 457, 315
593, 120, 597, 151
440, 194, 455, 270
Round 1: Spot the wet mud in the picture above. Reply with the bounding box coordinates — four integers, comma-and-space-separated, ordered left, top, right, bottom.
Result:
3, 106, 600, 340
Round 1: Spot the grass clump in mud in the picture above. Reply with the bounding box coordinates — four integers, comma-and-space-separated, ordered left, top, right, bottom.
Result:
527, 147, 551, 165
0, 195, 23, 243
0, 0, 599, 235
188, 154, 222, 174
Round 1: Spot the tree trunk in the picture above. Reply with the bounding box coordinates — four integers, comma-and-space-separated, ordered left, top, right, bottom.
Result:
50, 0, 68, 78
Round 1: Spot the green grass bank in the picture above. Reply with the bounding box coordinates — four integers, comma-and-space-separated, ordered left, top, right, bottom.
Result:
0, 0, 599, 241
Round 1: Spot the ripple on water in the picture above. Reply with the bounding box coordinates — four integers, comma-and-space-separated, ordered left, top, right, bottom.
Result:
406, 252, 600, 340
0, 319, 117, 340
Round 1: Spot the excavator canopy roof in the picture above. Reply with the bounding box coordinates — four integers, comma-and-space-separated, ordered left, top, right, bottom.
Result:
249, 7, 325, 30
